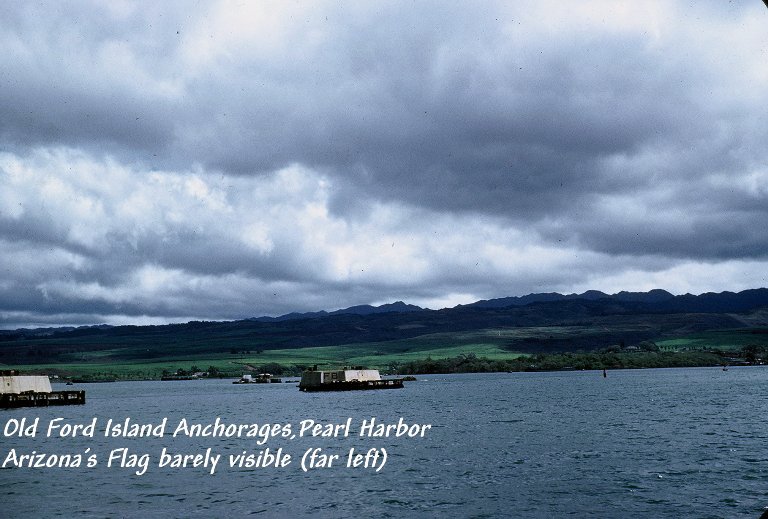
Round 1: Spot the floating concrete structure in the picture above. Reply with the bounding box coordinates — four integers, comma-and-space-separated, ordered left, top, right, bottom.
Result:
299, 367, 404, 392
1, 370, 85, 408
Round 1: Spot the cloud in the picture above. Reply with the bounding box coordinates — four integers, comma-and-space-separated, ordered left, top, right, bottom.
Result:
1, 1, 767, 327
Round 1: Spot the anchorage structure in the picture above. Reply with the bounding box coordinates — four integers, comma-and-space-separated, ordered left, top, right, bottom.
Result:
299, 367, 404, 392
1, 370, 85, 408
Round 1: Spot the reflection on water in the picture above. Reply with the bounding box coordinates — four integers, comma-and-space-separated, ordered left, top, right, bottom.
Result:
2, 368, 768, 518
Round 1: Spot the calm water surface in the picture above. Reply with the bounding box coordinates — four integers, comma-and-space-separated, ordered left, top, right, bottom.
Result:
2, 368, 768, 518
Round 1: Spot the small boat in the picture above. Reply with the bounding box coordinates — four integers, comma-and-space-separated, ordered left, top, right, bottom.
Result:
233, 373, 273, 384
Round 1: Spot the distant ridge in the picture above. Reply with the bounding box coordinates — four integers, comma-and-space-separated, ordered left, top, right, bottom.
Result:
464, 288, 768, 313
249, 288, 768, 322
248, 288, 768, 324
465, 289, 676, 309
3, 288, 768, 360
652, 289, 768, 313
329, 301, 423, 316
250, 300, 423, 322
4, 288, 768, 333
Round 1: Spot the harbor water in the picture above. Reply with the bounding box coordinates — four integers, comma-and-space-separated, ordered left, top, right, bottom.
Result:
2, 368, 768, 518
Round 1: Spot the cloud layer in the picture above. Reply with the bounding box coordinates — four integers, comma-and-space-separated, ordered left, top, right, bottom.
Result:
1, 1, 767, 327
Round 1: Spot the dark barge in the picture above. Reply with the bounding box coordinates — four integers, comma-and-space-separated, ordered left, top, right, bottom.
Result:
299, 368, 404, 392
1, 370, 85, 409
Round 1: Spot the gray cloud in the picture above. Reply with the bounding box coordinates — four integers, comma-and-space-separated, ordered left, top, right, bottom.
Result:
1, 1, 767, 327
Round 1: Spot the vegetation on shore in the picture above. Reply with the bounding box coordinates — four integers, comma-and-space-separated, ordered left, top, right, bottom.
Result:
10, 342, 766, 381
390, 349, 727, 375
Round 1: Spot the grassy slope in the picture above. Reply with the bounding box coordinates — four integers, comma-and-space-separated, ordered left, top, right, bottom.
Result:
0, 330, 526, 379
11, 326, 768, 379
2, 305, 767, 379
656, 329, 768, 351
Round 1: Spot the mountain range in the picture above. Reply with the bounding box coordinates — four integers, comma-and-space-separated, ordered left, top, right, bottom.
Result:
250, 288, 768, 322
250, 300, 423, 322
1, 288, 767, 365
4, 288, 768, 334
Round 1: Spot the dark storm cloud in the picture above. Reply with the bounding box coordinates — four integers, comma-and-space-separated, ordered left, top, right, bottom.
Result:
2, 1, 760, 222
0, 2, 185, 158
146, 0, 768, 258
1, 1, 767, 327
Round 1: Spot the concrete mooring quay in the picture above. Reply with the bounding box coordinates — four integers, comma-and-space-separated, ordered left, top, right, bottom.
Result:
1, 370, 86, 409
0, 390, 86, 408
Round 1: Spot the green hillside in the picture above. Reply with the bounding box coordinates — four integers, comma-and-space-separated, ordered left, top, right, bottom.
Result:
3, 295, 768, 379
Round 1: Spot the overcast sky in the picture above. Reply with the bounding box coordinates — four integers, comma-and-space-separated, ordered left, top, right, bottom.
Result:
1, 1, 767, 328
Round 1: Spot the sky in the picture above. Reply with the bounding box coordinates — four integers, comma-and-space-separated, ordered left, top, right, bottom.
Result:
1, 0, 768, 328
